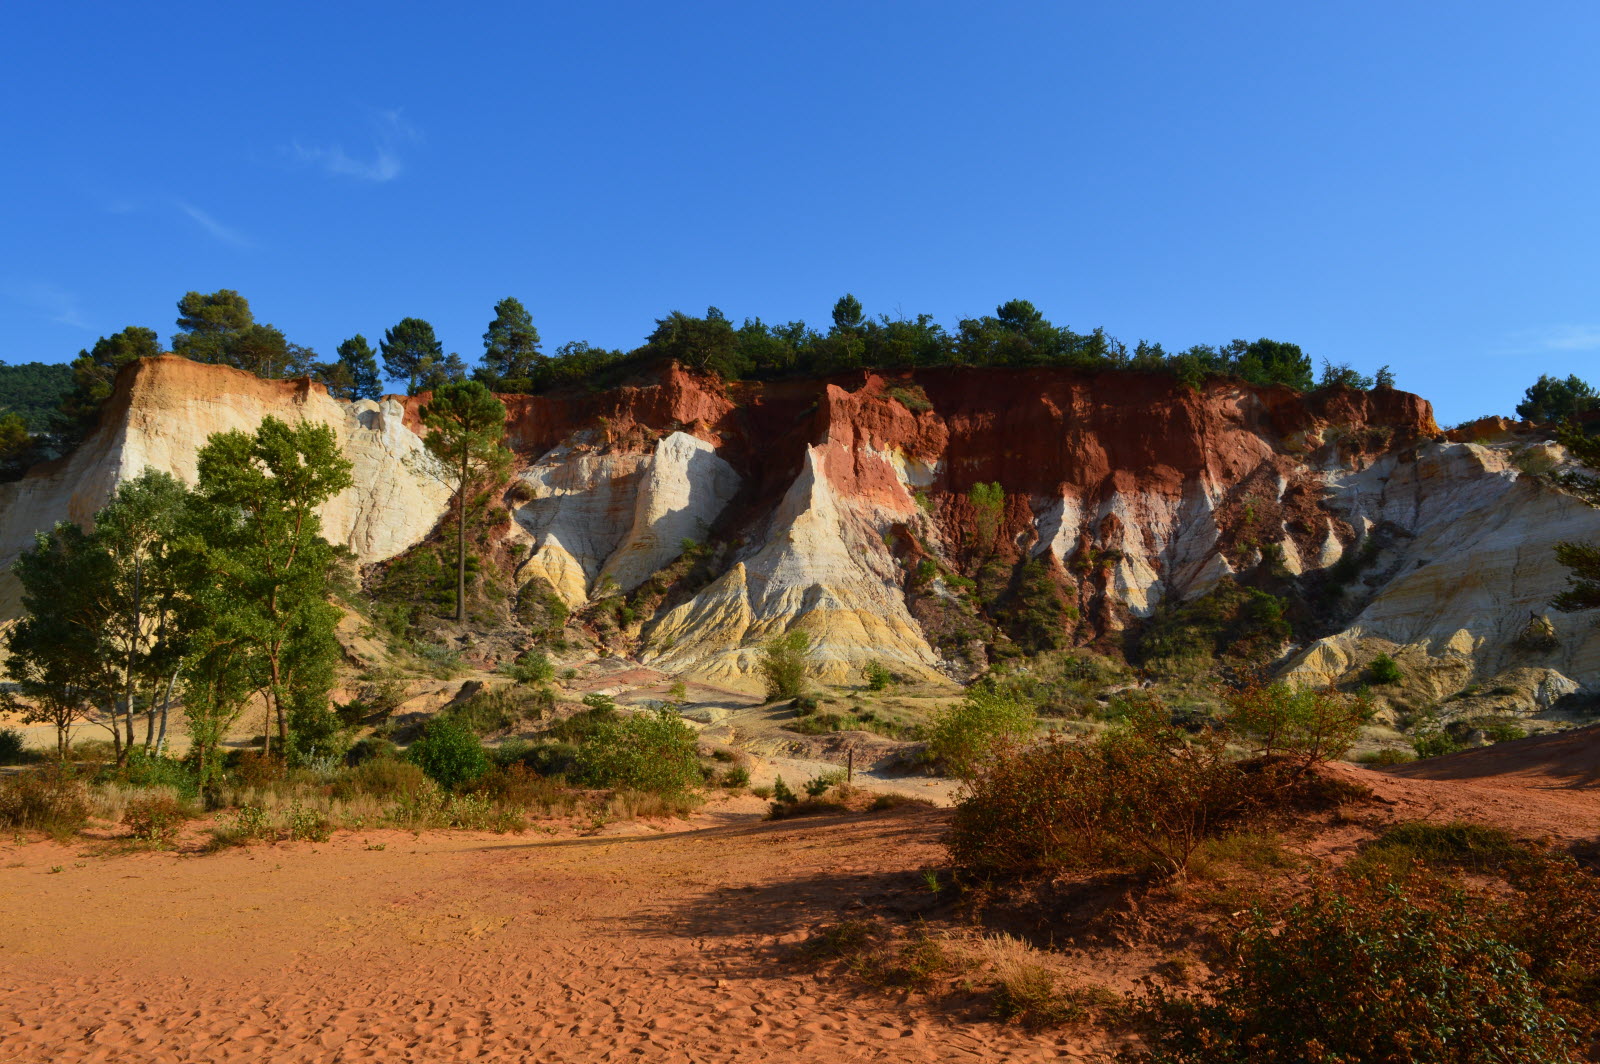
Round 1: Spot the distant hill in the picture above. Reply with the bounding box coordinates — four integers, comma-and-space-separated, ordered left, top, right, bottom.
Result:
0, 361, 71, 431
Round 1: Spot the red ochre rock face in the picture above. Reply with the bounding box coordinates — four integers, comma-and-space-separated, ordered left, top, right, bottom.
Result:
17, 354, 1591, 700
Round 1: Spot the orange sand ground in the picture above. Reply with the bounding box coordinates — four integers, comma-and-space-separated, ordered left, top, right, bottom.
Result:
4, 728, 1599, 1064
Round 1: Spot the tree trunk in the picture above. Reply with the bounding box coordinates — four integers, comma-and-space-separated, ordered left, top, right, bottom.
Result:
156, 669, 178, 756
456, 446, 468, 623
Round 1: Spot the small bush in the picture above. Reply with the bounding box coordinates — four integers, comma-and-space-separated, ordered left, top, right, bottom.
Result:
1355, 747, 1415, 766
1368, 652, 1403, 685
570, 707, 702, 795
926, 687, 1036, 779
1224, 681, 1372, 764
0, 727, 29, 765
772, 776, 797, 804
503, 651, 555, 685
333, 757, 433, 801
803, 770, 847, 797
210, 803, 273, 847
407, 718, 491, 790
721, 765, 750, 789
868, 792, 936, 812
863, 660, 895, 691
108, 748, 200, 801
1139, 875, 1581, 1063
123, 792, 190, 843
1412, 729, 1465, 759
286, 801, 332, 842
0, 767, 90, 837
760, 630, 812, 701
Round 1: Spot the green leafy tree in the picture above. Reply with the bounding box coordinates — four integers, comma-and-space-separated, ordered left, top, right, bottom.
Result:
5, 523, 123, 758
1518, 374, 1597, 422
479, 297, 542, 389
380, 317, 444, 394
646, 308, 741, 376
1231, 338, 1315, 391
185, 416, 354, 755
418, 380, 511, 622
0, 361, 73, 431
1375, 364, 1396, 389
90, 471, 193, 755
57, 326, 162, 434
1318, 358, 1375, 390
0, 413, 32, 479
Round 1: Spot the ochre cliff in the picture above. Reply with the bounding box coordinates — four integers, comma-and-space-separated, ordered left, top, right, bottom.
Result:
2, 355, 1595, 702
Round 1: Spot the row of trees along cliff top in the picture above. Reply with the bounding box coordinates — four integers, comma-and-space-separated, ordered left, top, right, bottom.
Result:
13, 289, 1400, 456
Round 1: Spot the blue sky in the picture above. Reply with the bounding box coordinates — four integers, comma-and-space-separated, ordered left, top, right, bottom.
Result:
2, 1, 1596, 425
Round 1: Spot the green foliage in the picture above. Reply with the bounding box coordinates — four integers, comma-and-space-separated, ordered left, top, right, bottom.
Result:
323, 335, 382, 400
476, 296, 543, 389
55, 326, 162, 438
419, 379, 511, 623
760, 629, 812, 701
172, 290, 308, 379
570, 707, 702, 795
1139, 876, 1580, 1063
380, 317, 444, 394
1223, 681, 1372, 764
184, 417, 354, 767
0, 360, 72, 431
1139, 580, 1292, 668
1347, 821, 1522, 881
1317, 358, 1375, 390
968, 481, 1005, 555
1367, 652, 1402, 684
863, 660, 894, 691
926, 686, 1035, 779
0, 727, 27, 764
504, 651, 555, 684
407, 717, 491, 790
771, 775, 797, 804
1411, 728, 1465, 759
1517, 373, 1596, 422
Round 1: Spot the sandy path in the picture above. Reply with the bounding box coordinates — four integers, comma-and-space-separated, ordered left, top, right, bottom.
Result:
0, 810, 1095, 1063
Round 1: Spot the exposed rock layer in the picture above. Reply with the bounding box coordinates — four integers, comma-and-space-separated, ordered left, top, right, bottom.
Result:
4, 356, 1596, 699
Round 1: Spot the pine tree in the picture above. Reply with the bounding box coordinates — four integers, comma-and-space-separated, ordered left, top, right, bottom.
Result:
380, 318, 443, 395
479, 297, 542, 389
419, 381, 511, 622
335, 335, 383, 399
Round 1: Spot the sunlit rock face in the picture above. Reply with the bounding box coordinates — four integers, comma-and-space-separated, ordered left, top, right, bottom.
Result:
0, 357, 449, 624
8, 355, 1599, 700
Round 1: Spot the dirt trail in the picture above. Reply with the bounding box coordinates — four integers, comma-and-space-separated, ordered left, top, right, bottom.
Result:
0, 810, 1097, 1064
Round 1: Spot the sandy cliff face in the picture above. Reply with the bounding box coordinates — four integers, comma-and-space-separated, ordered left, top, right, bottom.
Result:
0, 357, 450, 622
4, 356, 1597, 700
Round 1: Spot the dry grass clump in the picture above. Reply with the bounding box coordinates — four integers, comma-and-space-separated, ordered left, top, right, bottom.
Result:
978, 934, 1122, 1028
0, 765, 91, 838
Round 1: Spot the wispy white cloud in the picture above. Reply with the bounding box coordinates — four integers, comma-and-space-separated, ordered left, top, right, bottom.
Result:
288, 109, 420, 183
177, 201, 249, 247
1538, 325, 1600, 352
3, 280, 92, 330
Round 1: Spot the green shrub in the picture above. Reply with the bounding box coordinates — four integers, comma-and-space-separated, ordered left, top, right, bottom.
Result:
804, 770, 847, 797
504, 651, 555, 685
1368, 652, 1403, 685
926, 687, 1035, 779
286, 801, 332, 842
0, 766, 90, 837
863, 660, 894, 691
721, 765, 750, 789
1412, 730, 1464, 759
772, 776, 797, 804
570, 708, 702, 795
1483, 720, 1528, 743
760, 630, 812, 701
101, 748, 200, 800
1355, 747, 1415, 766
0, 727, 29, 765
1139, 876, 1580, 1063
406, 718, 490, 790
1224, 682, 1372, 764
